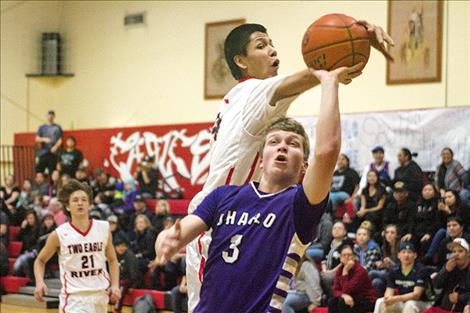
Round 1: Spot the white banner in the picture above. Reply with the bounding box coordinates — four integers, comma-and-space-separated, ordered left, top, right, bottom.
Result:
295, 107, 470, 173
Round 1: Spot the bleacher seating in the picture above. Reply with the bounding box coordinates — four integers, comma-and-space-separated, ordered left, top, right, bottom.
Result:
7, 241, 22, 258
9, 226, 20, 242
145, 199, 191, 215
0, 276, 30, 293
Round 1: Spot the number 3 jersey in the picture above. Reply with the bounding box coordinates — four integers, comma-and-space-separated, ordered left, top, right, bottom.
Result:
55, 219, 111, 294
192, 182, 327, 313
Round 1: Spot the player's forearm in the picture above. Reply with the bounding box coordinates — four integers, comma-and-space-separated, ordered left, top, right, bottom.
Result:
178, 215, 208, 248
108, 259, 120, 288
34, 258, 46, 285
270, 69, 320, 104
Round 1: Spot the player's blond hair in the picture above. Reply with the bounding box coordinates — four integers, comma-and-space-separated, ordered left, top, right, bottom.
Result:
260, 117, 310, 161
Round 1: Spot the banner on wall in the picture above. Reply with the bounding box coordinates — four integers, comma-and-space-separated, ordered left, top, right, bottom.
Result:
14, 107, 470, 199
296, 107, 470, 173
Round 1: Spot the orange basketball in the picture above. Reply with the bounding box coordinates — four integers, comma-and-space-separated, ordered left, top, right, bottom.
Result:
302, 14, 370, 71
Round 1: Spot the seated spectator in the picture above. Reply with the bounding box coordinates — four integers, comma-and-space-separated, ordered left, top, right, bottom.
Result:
114, 235, 142, 313
154, 199, 170, 235
74, 167, 89, 184
1, 175, 22, 226
306, 210, 333, 262
330, 153, 360, 212
357, 146, 393, 195
170, 274, 187, 313
412, 183, 440, 255
13, 210, 40, 278
394, 148, 423, 202
57, 136, 83, 178
108, 215, 128, 246
31, 172, 50, 198
373, 242, 433, 313
91, 168, 116, 205
382, 181, 416, 240
127, 194, 155, 239
328, 243, 376, 313
435, 147, 469, 207
356, 169, 386, 236
370, 224, 400, 297
16, 178, 35, 210
422, 238, 470, 313
0, 210, 9, 246
282, 256, 323, 313
130, 214, 157, 273
320, 221, 354, 298
48, 197, 67, 226
149, 249, 185, 291
434, 216, 470, 269
354, 223, 382, 272
48, 170, 61, 198
135, 156, 159, 199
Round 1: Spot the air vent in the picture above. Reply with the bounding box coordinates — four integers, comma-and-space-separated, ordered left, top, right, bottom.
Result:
124, 12, 146, 26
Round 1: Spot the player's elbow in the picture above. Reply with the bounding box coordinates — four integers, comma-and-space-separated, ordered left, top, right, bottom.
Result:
315, 138, 340, 159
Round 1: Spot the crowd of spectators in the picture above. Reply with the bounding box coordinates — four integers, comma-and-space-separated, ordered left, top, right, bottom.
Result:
1, 112, 469, 313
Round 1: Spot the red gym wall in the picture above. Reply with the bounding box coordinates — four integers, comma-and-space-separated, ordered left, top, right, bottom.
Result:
14, 122, 214, 199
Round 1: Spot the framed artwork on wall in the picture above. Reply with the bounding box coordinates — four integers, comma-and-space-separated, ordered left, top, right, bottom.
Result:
204, 18, 245, 99
386, 0, 443, 84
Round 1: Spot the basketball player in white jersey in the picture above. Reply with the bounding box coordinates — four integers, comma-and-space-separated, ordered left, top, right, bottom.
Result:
34, 180, 120, 313
182, 22, 394, 311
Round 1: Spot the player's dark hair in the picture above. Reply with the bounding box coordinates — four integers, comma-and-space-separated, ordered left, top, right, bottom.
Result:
58, 179, 93, 217
224, 23, 267, 80
260, 117, 310, 161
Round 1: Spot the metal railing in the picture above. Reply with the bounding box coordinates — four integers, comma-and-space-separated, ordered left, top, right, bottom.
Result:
0, 145, 35, 185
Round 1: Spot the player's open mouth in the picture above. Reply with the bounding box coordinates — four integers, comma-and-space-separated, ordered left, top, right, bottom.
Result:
272, 60, 280, 67
275, 155, 287, 162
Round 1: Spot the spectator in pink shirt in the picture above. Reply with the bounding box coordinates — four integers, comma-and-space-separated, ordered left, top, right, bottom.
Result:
48, 197, 67, 226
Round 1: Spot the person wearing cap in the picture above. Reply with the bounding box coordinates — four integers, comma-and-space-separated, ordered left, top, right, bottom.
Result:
394, 148, 423, 202
421, 238, 470, 313
382, 181, 417, 240
35, 110, 63, 174
108, 215, 127, 246
357, 146, 392, 197
135, 156, 159, 199
374, 242, 433, 313
434, 216, 470, 269
127, 194, 156, 240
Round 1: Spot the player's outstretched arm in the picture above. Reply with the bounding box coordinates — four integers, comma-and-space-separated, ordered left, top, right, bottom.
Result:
302, 63, 363, 204
155, 215, 208, 263
34, 231, 59, 302
270, 69, 320, 105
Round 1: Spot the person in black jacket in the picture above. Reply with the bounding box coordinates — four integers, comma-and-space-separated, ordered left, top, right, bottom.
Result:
12, 209, 40, 278
413, 183, 440, 255
394, 148, 423, 202
382, 181, 417, 240
130, 214, 157, 273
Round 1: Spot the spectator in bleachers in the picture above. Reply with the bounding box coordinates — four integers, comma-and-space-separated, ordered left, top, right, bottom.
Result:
57, 136, 83, 178
149, 248, 185, 291
16, 178, 35, 210
131, 214, 157, 273
48, 170, 61, 198
382, 181, 416, 241
328, 242, 376, 313
438, 190, 469, 230
47, 197, 67, 226
0, 242, 9, 277
422, 238, 470, 313
31, 172, 49, 198
413, 183, 440, 255
74, 167, 89, 184
170, 274, 187, 313
394, 148, 423, 202
306, 210, 333, 262
435, 147, 469, 206
13, 209, 40, 278
356, 169, 386, 237
35, 110, 63, 174
135, 156, 159, 199
114, 235, 142, 313
354, 223, 382, 272
154, 199, 170, 236
0, 210, 9, 246
282, 256, 323, 313
120, 179, 139, 214
127, 194, 155, 238
1, 175, 21, 210
369, 224, 400, 297
320, 220, 354, 298
357, 146, 393, 197
91, 168, 116, 205
373, 242, 433, 313
108, 215, 128, 246
330, 153, 360, 212
434, 216, 470, 269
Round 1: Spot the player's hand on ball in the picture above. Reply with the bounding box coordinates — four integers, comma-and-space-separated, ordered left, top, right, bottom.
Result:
357, 20, 395, 61
34, 282, 48, 302
311, 62, 363, 85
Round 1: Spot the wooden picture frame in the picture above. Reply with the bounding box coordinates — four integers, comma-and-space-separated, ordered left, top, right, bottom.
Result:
386, 0, 443, 84
204, 19, 245, 99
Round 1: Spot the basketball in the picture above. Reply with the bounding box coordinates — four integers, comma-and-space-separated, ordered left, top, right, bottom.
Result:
302, 13, 370, 71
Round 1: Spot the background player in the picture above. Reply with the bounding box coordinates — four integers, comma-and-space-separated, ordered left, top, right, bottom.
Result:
34, 180, 121, 313
156, 63, 357, 312
184, 21, 394, 311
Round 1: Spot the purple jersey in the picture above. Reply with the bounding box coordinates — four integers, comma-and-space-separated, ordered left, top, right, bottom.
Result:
192, 182, 327, 313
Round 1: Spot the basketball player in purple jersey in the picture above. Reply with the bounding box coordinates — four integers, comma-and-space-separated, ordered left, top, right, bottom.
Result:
156, 64, 356, 312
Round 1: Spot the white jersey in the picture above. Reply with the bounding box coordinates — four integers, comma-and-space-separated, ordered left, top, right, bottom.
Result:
186, 74, 297, 311
55, 219, 111, 295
